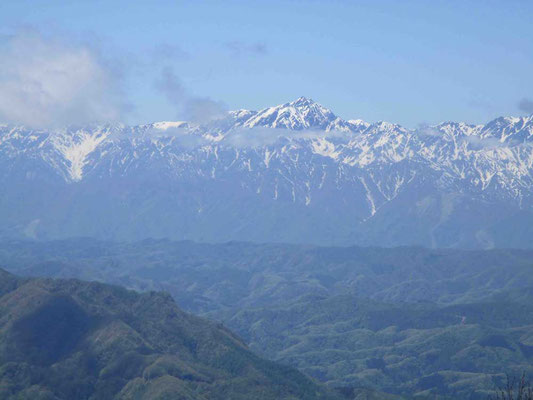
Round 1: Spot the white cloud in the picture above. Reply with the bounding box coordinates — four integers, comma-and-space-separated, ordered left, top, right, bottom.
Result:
150, 128, 209, 149
0, 31, 129, 128
416, 124, 441, 137
222, 127, 347, 148
464, 135, 508, 150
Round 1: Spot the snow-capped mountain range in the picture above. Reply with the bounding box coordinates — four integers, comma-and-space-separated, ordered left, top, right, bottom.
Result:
1, 97, 533, 248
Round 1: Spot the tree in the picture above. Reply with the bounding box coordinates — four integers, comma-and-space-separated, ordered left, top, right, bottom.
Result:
490, 374, 533, 400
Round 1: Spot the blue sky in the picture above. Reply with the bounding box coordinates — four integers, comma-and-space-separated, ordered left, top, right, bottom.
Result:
1, 0, 532, 127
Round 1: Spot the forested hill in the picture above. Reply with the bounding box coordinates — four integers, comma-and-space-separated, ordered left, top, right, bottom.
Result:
0, 268, 343, 400
1, 239, 533, 398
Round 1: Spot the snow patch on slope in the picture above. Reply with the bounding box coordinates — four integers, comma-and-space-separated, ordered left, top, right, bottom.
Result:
52, 129, 110, 181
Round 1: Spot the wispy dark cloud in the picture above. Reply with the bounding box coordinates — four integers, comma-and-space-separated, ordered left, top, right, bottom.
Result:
154, 66, 227, 123
225, 41, 268, 56
154, 66, 187, 104
184, 97, 227, 123
468, 97, 495, 113
518, 98, 533, 114
0, 30, 130, 128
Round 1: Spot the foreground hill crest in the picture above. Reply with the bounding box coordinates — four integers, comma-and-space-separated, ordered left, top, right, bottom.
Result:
0, 268, 341, 400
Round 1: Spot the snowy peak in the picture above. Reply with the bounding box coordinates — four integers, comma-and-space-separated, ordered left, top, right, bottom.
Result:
2, 98, 533, 194
289, 96, 316, 107
2, 97, 533, 249
480, 115, 533, 143
242, 97, 341, 131
348, 119, 371, 130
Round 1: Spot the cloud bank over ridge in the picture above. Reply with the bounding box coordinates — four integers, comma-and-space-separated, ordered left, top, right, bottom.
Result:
0, 31, 130, 129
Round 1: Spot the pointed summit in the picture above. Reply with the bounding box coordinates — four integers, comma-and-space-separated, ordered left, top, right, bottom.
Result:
289, 96, 316, 107
224, 97, 365, 133
241, 97, 339, 131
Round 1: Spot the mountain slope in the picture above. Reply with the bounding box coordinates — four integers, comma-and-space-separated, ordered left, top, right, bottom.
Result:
1, 98, 533, 248
2, 240, 532, 399
0, 268, 341, 400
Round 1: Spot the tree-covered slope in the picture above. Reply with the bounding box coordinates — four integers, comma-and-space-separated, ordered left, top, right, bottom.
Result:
228, 293, 533, 399
0, 268, 341, 400
1, 240, 532, 398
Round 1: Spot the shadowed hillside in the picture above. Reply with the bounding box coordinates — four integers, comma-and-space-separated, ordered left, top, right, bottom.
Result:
0, 269, 344, 400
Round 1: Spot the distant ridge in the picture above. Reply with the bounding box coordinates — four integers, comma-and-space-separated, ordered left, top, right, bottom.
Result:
1, 98, 533, 248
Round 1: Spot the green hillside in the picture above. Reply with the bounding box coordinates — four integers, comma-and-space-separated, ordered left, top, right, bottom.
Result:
0, 269, 342, 400
228, 293, 533, 398
1, 239, 532, 398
